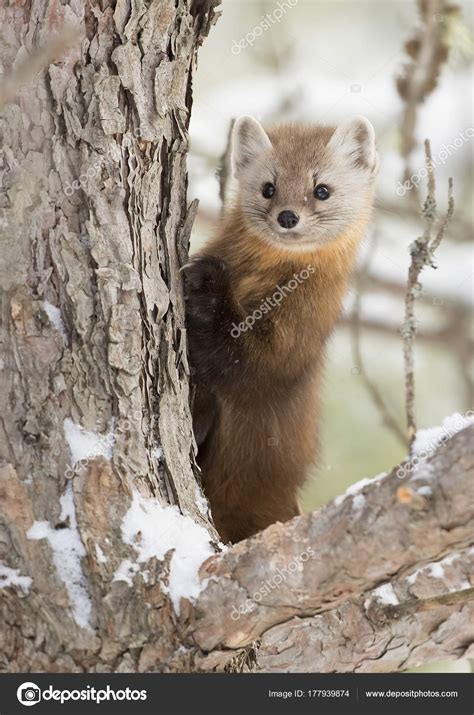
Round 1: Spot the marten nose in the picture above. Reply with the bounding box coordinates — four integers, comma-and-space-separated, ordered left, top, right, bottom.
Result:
277, 210, 299, 229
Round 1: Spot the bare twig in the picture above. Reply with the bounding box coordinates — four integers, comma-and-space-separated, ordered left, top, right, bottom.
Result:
431, 176, 455, 253
402, 140, 455, 449
396, 0, 456, 194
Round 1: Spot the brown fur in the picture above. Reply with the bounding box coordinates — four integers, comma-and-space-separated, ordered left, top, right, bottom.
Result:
197, 211, 365, 542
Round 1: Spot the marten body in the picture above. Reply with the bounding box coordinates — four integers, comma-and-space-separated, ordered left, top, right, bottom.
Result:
185, 117, 378, 543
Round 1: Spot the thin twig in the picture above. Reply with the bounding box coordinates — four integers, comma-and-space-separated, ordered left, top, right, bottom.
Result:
431, 177, 454, 254
402, 140, 455, 450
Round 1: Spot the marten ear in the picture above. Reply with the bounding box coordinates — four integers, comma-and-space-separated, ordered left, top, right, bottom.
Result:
328, 116, 378, 174
231, 116, 272, 178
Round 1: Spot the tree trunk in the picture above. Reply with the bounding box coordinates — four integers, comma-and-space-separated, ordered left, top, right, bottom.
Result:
0, 0, 220, 673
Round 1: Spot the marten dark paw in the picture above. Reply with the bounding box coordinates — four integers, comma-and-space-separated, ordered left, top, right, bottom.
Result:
183, 256, 231, 325
183, 256, 240, 383
182, 255, 229, 296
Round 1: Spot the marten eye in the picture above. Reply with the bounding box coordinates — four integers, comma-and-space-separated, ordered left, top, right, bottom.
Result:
314, 184, 330, 200
262, 182, 275, 199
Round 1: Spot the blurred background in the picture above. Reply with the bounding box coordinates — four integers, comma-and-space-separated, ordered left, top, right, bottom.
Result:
189, 0, 473, 501
188, 0, 473, 671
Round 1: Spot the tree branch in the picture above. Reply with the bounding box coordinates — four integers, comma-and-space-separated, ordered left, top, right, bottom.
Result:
189, 425, 474, 671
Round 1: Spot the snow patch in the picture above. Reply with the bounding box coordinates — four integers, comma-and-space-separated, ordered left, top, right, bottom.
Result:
0, 562, 32, 592
27, 483, 92, 629
412, 412, 474, 455
120, 490, 214, 614
42, 301, 68, 344
334, 472, 386, 507
63, 418, 114, 466
416, 485, 432, 497
428, 562, 445, 579
371, 583, 399, 606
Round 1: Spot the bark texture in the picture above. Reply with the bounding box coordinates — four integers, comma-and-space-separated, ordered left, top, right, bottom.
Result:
0, 0, 220, 672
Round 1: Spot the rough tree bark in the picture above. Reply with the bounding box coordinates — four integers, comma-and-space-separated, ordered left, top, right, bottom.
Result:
0, 0, 472, 676
0, 0, 220, 672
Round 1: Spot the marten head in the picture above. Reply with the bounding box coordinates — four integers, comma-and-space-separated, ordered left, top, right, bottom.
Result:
230, 115, 378, 250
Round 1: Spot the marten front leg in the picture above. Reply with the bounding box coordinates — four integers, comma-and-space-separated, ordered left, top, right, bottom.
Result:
183, 255, 243, 386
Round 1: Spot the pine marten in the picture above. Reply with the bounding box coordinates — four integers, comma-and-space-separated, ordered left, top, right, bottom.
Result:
184, 115, 378, 543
